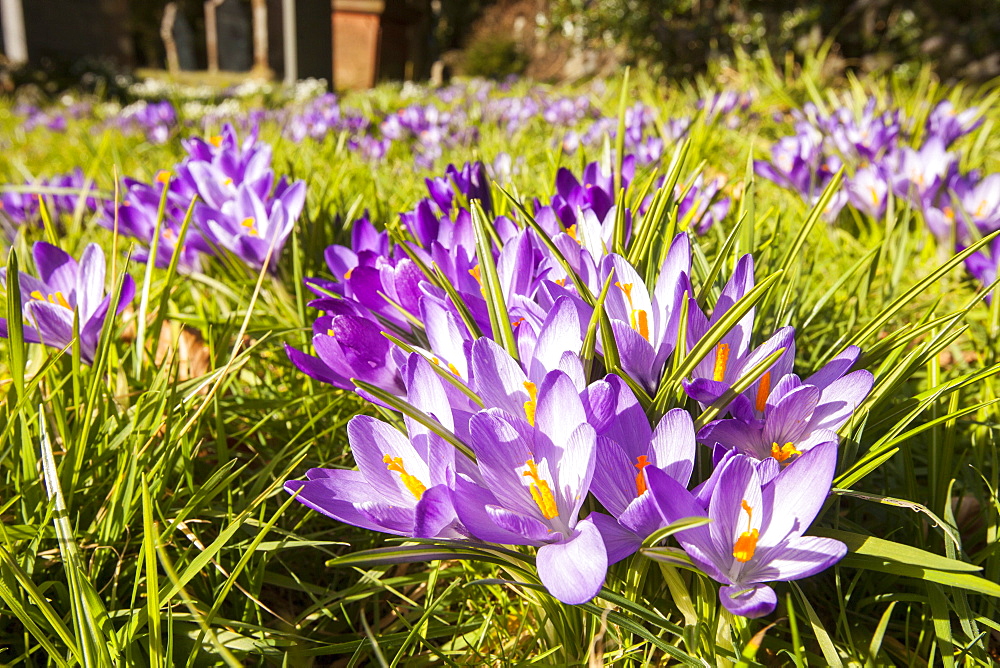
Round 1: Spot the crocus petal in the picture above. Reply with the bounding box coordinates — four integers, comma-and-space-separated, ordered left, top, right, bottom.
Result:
412, 484, 462, 539
77, 244, 106, 320
754, 535, 847, 582
348, 415, 426, 507
529, 295, 590, 381
534, 371, 587, 453
555, 423, 597, 520
468, 408, 540, 515
535, 517, 607, 605
25, 301, 74, 349
356, 500, 418, 534
609, 319, 658, 390
806, 370, 874, 432
707, 456, 763, 564
33, 242, 77, 296
805, 346, 861, 389
589, 511, 643, 564
485, 504, 552, 542
285, 470, 403, 535
761, 385, 821, 446
451, 475, 536, 545
719, 583, 777, 618
649, 408, 696, 486
471, 338, 530, 415
591, 437, 641, 517
618, 490, 667, 538
285, 343, 349, 387
759, 442, 837, 542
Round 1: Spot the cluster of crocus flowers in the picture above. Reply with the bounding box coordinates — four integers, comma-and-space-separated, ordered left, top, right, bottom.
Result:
102, 123, 306, 273
0, 169, 100, 238
0, 242, 135, 364
758, 97, 998, 293
286, 159, 868, 616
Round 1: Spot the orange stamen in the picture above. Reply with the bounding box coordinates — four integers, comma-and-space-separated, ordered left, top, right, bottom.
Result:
733, 499, 758, 562
713, 343, 730, 382
209, 135, 223, 147
755, 372, 771, 413
616, 281, 650, 341
634, 455, 652, 496
770, 442, 801, 464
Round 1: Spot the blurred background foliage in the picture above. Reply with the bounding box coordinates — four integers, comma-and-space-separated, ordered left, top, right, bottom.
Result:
475, 0, 1000, 82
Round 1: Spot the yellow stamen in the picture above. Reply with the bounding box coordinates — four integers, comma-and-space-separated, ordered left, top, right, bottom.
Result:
344, 267, 354, 280
733, 499, 758, 562
713, 343, 730, 382
523, 381, 538, 426
770, 441, 801, 464
755, 372, 771, 413
223, 177, 233, 186
522, 458, 558, 519
241, 217, 258, 237
555, 277, 567, 286
383, 454, 426, 500
868, 186, 879, 206
52, 291, 71, 310
469, 264, 482, 286
944, 206, 955, 221
447, 362, 461, 377
31, 290, 72, 310
634, 455, 651, 496
155, 170, 171, 184
566, 224, 581, 244
209, 135, 223, 147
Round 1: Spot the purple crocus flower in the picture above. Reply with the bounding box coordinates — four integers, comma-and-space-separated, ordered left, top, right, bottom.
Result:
173, 124, 307, 271
963, 236, 1000, 301
587, 375, 697, 560
845, 165, 890, 219
957, 173, 1000, 234
1, 169, 100, 228
103, 175, 209, 272
697, 345, 873, 464
890, 138, 955, 208
451, 370, 609, 604
286, 354, 471, 538
599, 236, 690, 392
0, 242, 135, 364
676, 175, 731, 235
648, 443, 847, 618
925, 101, 982, 147
285, 414, 465, 539
285, 298, 406, 395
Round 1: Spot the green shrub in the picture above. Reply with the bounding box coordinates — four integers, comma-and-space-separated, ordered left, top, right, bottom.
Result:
463, 37, 529, 79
